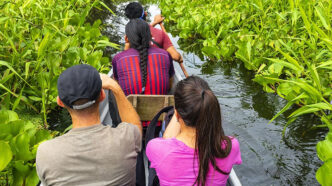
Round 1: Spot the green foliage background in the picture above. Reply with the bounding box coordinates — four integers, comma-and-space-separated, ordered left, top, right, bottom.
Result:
0, 0, 118, 125
0, 110, 53, 185
0, 0, 118, 184
159, 0, 331, 184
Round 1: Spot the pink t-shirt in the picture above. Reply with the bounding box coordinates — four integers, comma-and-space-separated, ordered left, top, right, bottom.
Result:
146, 137, 242, 186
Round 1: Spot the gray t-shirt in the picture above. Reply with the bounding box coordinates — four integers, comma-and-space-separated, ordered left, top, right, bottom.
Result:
36, 123, 141, 186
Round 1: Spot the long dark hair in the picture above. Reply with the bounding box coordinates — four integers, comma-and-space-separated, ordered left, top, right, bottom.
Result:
174, 76, 232, 186
125, 18, 151, 90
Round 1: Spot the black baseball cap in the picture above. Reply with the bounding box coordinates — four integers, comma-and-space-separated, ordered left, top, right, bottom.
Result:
57, 64, 102, 110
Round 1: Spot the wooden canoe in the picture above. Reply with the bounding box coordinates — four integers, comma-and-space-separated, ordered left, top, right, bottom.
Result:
99, 68, 242, 186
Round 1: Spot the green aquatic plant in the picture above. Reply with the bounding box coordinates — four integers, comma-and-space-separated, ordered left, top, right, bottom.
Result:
0, 109, 53, 186
159, 0, 331, 184
0, 0, 118, 127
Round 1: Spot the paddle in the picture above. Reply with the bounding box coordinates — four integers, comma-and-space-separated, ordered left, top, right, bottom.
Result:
158, 20, 189, 78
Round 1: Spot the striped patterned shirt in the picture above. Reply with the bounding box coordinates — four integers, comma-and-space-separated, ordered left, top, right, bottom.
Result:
112, 48, 174, 96
112, 48, 174, 127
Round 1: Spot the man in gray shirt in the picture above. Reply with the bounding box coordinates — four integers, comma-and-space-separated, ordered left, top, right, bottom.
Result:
36, 64, 142, 186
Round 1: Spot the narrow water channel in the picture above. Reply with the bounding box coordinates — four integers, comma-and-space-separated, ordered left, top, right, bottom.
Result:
48, 2, 327, 185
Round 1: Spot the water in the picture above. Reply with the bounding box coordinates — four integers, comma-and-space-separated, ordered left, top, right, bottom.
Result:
48, 2, 328, 185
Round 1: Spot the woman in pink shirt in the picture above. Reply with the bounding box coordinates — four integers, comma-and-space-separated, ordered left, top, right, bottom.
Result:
146, 76, 242, 186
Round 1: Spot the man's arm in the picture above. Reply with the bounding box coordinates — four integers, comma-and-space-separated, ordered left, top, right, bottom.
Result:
100, 74, 142, 135
166, 46, 183, 63
151, 15, 183, 63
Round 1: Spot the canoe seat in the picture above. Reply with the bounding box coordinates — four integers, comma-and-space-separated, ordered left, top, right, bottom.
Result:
127, 95, 174, 121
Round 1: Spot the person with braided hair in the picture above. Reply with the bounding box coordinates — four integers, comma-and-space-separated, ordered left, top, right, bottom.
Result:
112, 18, 174, 124
124, 2, 183, 63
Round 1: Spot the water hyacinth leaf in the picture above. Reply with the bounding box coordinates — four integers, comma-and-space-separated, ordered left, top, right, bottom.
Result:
276, 83, 294, 98
312, 23, 329, 39
0, 17, 9, 24
13, 160, 30, 176
25, 168, 40, 186
99, 1, 114, 15
13, 133, 33, 161
202, 46, 221, 59
266, 58, 301, 75
0, 141, 12, 171
321, 116, 332, 130
315, 6, 330, 31
37, 32, 51, 59
289, 108, 319, 118
299, 5, 311, 35
12, 166, 25, 186
316, 61, 332, 69
0, 61, 32, 87
96, 40, 119, 49
269, 101, 293, 124
265, 77, 323, 100
12, 87, 24, 111
288, 102, 332, 118
30, 130, 52, 146
7, 120, 25, 137
316, 160, 332, 186
317, 133, 332, 162
268, 63, 284, 75
308, 64, 321, 91
0, 72, 15, 84
257, 63, 266, 73
276, 49, 302, 70
0, 110, 19, 124
277, 39, 298, 59
25, 62, 30, 80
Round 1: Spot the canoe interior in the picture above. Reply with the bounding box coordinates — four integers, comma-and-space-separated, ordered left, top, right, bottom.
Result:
98, 67, 241, 186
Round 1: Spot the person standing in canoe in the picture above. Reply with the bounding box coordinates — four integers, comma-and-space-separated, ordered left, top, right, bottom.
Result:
146, 76, 242, 186
36, 64, 142, 185
124, 2, 183, 63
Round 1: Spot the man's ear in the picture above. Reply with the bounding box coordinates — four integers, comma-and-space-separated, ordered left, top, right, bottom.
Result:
57, 96, 65, 108
99, 89, 106, 102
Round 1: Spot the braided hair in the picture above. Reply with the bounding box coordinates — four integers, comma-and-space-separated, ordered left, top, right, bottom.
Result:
125, 18, 151, 91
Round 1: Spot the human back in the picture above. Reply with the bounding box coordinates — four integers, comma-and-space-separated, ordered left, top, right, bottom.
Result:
37, 123, 140, 185
112, 47, 173, 96
146, 76, 242, 186
112, 18, 174, 96
36, 65, 142, 186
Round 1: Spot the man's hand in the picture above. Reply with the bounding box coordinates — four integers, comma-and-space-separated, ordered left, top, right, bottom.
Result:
100, 74, 142, 135
178, 55, 184, 63
100, 74, 121, 91
151, 14, 164, 27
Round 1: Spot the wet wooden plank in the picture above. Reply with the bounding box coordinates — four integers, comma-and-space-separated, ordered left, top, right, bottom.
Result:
127, 95, 174, 121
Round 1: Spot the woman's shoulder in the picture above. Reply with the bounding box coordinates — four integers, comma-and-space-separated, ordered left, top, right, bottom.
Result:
147, 137, 177, 148
148, 47, 169, 56
229, 137, 240, 148
226, 136, 242, 164
146, 138, 177, 161
113, 49, 139, 61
